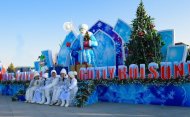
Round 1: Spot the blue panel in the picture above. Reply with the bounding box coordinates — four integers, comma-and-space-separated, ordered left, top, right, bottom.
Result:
57, 31, 76, 66
94, 30, 116, 67
158, 30, 174, 61
85, 87, 99, 105
41, 50, 53, 67
114, 19, 132, 43
166, 45, 187, 62
34, 61, 40, 71
82, 83, 190, 107
96, 84, 189, 106
0, 84, 26, 96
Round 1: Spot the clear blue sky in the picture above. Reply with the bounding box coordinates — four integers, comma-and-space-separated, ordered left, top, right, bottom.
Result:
0, 0, 190, 68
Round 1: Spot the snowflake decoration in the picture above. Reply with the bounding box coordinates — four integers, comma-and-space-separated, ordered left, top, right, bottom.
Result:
92, 29, 96, 33
97, 22, 102, 28
167, 94, 174, 100
160, 87, 165, 92
161, 94, 166, 99
105, 25, 112, 32
169, 90, 175, 96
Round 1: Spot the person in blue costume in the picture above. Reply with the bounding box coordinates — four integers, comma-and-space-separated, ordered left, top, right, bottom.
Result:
71, 24, 98, 66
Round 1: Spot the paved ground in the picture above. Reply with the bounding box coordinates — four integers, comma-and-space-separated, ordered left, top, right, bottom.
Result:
0, 95, 190, 117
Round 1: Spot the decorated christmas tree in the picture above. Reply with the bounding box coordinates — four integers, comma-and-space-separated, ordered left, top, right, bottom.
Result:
126, 1, 164, 66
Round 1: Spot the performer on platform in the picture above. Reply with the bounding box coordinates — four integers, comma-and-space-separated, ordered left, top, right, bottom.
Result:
31, 73, 48, 104
25, 72, 40, 103
59, 71, 78, 107
39, 70, 56, 104
42, 70, 59, 105
50, 68, 69, 106
71, 24, 98, 66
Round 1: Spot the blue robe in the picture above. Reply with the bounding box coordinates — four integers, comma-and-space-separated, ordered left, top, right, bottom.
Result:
71, 31, 98, 66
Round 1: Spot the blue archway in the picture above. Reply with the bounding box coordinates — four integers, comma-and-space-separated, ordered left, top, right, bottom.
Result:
89, 20, 124, 66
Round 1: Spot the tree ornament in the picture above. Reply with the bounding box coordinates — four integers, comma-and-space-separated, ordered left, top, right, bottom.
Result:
66, 42, 71, 47
138, 31, 145, 37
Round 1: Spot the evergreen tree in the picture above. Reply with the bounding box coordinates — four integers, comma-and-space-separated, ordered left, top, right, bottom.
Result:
7, 63, 15, 73
126, 1, 164, 66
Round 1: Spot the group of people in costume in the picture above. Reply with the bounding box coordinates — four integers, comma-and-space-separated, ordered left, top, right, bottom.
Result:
25, 69, 78, 107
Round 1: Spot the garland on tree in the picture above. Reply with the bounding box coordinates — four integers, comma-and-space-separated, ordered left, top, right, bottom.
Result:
74, 80, 95, 107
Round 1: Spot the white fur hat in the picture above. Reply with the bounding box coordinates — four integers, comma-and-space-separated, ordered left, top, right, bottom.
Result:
60, 68, 67, 74
34, 72, 40, 78
79, 24, 88, 30
68, 71, 77, 79
51, 70, 57, 74
42, 73, 48, 78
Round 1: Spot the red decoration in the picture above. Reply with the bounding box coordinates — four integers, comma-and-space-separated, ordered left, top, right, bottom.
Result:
83, 41, 90, 47
0, 72, 2, 81
76, 62, 80, 65
66, 42, 71, 47
118, 66, 127, 80
138, 31, 144, 37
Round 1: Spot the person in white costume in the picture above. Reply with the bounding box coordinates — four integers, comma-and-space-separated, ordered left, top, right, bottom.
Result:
31, 73, 48, 104
39, 72, 53, 104
50, 68, 70, 106
25, 72, 40, 103
59, 71, 78, 107
43, 70, 59, 105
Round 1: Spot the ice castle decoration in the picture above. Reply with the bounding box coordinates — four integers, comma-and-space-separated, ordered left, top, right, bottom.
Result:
35, 19, 188, 70
57, 32, 76, 66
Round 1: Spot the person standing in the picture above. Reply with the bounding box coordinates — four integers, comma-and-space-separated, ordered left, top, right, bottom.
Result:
71, 24, 98, 66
